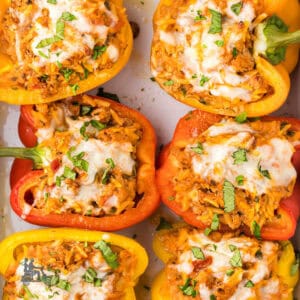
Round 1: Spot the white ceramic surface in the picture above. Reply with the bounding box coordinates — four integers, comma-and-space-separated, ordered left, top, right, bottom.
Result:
0, 0, 300, 299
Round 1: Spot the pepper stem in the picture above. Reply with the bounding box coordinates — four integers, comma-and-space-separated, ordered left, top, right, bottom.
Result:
266, 28, 300, 49
0, 147, 51, 169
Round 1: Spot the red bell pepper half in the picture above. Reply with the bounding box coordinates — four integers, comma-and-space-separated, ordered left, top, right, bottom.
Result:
156, 110, 300, 240
2, 95, 160, 231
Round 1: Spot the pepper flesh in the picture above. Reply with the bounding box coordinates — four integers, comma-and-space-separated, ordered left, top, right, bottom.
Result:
6, 96, 160, 231
152, 225, 299, 300
156, 109, 300, 240
0, 0, 133, 105
0, 228, 148, 300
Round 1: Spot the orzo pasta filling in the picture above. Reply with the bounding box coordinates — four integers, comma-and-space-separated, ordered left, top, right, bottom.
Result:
3, 239, 136, 299
151, 0, 272, 110
23, 95, 142, 217
157, 226, 290, 299
1, 0, 128, 96
169, 118, 300, 231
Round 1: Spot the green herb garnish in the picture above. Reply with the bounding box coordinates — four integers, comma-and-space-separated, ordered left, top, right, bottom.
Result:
231, 2, 243, 15
208, 9, 222, 34
223, 180, 235, 213
94, 240, 119, 269
232, 149, 247, 164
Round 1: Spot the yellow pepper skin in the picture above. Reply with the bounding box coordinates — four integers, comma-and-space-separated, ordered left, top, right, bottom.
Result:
263, 0, 300, 73
152, 225, 299, 300
0, 0, 133, 105
0, 228, 148, 300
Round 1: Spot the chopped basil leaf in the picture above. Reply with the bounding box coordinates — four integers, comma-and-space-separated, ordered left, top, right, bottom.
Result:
191, 247, 205, 260
223, 180, 235, 213
226, 269, 235, 276
235, 112, 247, 123
211, 214, 219, 231
204, 228, 212, 236
215, 40, 224, 47
56, 18, 65, 39
179, 278, 197, 297
101, 158, 115, 184
164, 80, 174, 86
47, 0, 57, 3
255, 249, 263, 260
195, 10, 206, 21
244, 280, 254, 288
232, 47, 239, 57
229, 244, 237, 252
156, 217, 173, 231
80, 105, 93, 116
208, 9, 222, 34
94, 240, 119, 269
60, 68, 74, 81
57, 279, 71, 291
290, 253, 300, 276
191, 143, 204, 154
232, 148, 247, 164
36, 35, 61, 48
70, 84, 79, 94
251, 221, 261, 239
235, 175, 245, 186
92, 45, 107, 60
257, 161, 271, 179
199, 75, 210, 86
90, 120, 106, 130
61, 12, 77, 21
231, 2, 243, 15
230, 249, 243, 267
63, 166, 76, 180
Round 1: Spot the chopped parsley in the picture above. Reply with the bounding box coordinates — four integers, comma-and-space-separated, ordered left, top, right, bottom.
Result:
231, 2, 243, 15
232, 148, 247, 164
92, 45, 107, 60
191, 247, 205, 260
223, 180, 235, 213
70, 84, 79, 94
208, 9, 222, 34
235, 112, 247, 123
235, 175, 245, 186
60, 68, 74, 81
251, 221, 261, 239
156, 217, 173, 231
67, 148, 89, 172
94, 240, 119, 269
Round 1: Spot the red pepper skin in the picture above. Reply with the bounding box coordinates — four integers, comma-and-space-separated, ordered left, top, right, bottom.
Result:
10, 96, 160, 231
10, 158, 33, 189
18, 105, 37, 147
156, 110, 300, 240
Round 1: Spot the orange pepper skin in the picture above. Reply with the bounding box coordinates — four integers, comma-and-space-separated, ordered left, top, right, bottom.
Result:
0, 0, 133, 105
156, 109, 300, 240
0, 228, 148, 300
9, 96, 160, 231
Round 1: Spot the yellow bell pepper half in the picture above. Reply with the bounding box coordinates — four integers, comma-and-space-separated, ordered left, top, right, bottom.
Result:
0, 0, 133, 104
152, 225, 299, 300
0, 228, 148, 300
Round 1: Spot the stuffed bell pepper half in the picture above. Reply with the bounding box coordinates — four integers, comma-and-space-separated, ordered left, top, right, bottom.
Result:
0, 0, 133, 104
157, 110, 300, 240
0, 228, 148, 299
0, 94, 159, 231
152, 224, 299, 299
151, 0, 300, 116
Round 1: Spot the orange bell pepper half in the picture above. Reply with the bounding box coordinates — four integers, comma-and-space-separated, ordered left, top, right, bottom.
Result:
156, 110, 300, 240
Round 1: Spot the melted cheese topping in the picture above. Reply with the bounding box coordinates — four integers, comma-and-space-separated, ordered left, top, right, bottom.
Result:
190, 120, 296, 195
